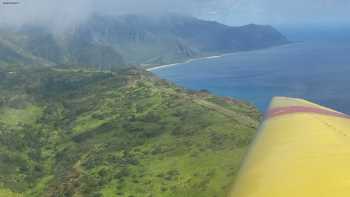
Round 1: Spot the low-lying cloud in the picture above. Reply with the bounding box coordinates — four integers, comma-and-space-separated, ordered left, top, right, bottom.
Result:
0, 0, 349, 29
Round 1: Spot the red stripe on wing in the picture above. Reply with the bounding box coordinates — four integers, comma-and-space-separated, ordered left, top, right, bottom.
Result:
267, 106, 350, 119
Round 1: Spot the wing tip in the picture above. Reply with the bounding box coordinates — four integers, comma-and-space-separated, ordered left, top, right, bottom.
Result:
267, 97, 347, 119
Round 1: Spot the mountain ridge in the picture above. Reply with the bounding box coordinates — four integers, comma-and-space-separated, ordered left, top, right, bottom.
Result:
0, 13, 271, 197
0, 14, 289, 70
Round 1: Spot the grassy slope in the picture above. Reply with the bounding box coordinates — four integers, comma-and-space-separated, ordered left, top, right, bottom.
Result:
0, 66, 260, 197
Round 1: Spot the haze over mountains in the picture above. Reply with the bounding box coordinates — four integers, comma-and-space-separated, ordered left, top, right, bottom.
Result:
0, 11, 287, 197
2, 0, 349, 26
0, 0, 348, 196
0, 14, 288, 70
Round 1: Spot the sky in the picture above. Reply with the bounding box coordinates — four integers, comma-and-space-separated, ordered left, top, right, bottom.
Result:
194, 0, 350, 26
0, 0, 350, 28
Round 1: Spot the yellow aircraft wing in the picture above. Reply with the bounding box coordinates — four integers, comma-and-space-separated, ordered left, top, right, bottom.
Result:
230, 97, 350, 197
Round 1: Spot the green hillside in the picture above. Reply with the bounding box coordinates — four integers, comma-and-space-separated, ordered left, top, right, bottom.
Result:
0, 65, 260, 197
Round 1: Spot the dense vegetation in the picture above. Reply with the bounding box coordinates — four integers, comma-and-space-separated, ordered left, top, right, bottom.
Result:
0, 14, 288, 69
0, 65, 260, 197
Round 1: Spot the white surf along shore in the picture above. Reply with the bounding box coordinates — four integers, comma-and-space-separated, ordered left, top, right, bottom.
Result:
146, 55, 223, 71
146, 43, 297, 72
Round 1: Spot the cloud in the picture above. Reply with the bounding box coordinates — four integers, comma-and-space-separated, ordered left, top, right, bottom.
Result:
0, 0, 205, 29
0, 0, 349, 28
0, 0, 93, 28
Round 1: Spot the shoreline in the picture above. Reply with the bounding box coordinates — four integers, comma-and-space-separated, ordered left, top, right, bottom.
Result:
146, 54, 224, 71
147, 42, 298, 72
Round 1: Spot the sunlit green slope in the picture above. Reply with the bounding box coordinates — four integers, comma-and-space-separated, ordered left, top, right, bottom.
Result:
0, 65, 260, 197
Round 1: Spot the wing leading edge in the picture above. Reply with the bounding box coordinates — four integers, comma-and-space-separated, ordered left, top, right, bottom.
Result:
229, 97, 350, 197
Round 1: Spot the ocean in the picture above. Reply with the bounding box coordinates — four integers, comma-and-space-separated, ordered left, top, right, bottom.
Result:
151, 40, 350, 114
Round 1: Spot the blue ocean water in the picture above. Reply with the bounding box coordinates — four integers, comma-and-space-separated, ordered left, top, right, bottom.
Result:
152, 41, 350, 114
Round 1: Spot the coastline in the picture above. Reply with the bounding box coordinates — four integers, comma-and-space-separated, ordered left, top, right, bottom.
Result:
147, 43, 297, 72
146, 54, 224, 71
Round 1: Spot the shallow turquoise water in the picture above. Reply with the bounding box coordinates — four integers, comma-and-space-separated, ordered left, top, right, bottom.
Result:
152, 41, 350, 113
